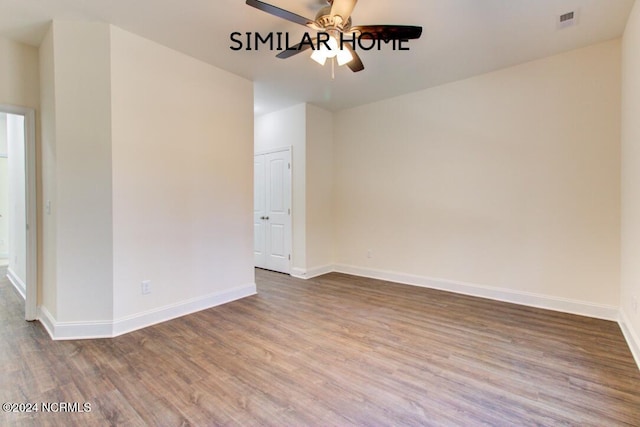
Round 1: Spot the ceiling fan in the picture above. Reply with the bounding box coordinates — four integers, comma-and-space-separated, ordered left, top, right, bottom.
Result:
245, 0, 423, 72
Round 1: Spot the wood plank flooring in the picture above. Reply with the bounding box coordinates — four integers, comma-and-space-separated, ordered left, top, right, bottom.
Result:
1, 269, 639, 426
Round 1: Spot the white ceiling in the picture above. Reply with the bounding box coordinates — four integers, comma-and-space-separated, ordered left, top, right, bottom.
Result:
0, 0, 635, 114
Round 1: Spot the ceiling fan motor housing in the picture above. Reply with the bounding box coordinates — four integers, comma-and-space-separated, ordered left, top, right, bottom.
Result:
315, 6, 352, 31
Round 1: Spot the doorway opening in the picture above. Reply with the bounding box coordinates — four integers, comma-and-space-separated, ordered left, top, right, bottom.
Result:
0, 105, 37, 321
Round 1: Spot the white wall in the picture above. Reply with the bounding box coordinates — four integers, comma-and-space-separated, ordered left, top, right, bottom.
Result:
110, 26, 255, 323
7, 113, 26, 285
0, 157, 7, 259
0, 114, 7, 258
621, 0, 640, 366
40, 21, 114, 324
0, 114, 5, 153
333, 40, 621, 316
37, 23, 255, 337
39, 27, 57, 316
255, 104, 307, 272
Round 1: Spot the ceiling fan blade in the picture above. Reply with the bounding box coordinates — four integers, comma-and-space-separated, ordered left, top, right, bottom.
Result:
246, 0, 315, 27
330, 0, 358, 22
276, 39, 316, 59
350, 25, 423, 40
343, 43, 364, 72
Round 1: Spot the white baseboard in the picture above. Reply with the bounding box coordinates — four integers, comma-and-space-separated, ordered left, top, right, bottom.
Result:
291, 265, 333, 280
290, 267, 306, 279
7, 268, 26, 300
38, 305, 113, 339
112, 283, 256, 337
333, 264, 619, 321
38, 283, 257, 340
619, 309, 640, 370
38, 306, 57, 339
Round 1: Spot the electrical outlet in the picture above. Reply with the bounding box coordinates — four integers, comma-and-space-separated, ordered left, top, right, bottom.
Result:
367, 249, 372, 259
141, 280, 151, 295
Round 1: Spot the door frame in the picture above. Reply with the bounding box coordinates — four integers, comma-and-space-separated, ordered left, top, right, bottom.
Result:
0, 104, 38, 321
254, 146, 292, 274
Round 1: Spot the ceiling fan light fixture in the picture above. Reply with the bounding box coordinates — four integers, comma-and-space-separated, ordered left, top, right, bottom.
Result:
310, 36, 337, 65
336, 47, 353, 65
310, 49, 328, 65
311, 36, 353, 67
325, 36, 339, 58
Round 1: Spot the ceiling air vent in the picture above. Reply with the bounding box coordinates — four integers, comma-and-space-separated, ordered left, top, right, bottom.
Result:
558, 11, 577, 29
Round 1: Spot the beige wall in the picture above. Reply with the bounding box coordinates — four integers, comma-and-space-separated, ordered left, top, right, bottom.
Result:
621, 0, 640, 364
110, 26, 255, 321
0, 37, 39, 110
333, 40, 621, 311
305, 104, 333, 272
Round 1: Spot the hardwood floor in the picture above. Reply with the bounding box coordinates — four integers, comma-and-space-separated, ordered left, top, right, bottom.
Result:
1, 269, 639, 426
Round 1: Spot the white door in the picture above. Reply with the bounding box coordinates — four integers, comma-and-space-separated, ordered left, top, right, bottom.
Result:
254, 149, 291, 273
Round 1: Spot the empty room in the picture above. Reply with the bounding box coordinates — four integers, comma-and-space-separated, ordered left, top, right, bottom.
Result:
1, 0, 639, 425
